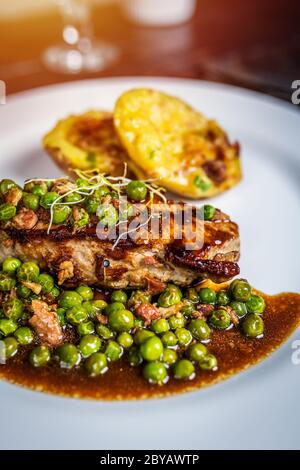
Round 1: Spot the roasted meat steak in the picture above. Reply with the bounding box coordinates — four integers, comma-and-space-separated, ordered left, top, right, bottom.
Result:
0, 199, 240, 291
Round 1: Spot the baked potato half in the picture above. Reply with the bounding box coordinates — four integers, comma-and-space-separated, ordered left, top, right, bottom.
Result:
114, 89, 241, 198
43, 110, 146, 179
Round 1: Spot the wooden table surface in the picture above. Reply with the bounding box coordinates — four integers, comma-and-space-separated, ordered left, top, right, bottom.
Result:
0, 0, 299, 100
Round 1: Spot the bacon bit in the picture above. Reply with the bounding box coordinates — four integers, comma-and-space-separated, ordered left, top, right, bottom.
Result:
5, 188, 23, 206
51, 179, 77, 195
30, 300, 63, 346
135, 303, 161, 325
143, 256, 157, 266
2, 238, 13, 248
194, 304, 214, 318
22, 281, 42, 295
58, 260, 74, 285
225, 306, 239, 326
158, 302, 184, 318
96, 313, 108, 325
145, 276, 166, 295
12, 208, 38, 230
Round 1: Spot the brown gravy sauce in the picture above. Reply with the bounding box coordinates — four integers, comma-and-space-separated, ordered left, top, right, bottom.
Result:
0, 291, 299, 400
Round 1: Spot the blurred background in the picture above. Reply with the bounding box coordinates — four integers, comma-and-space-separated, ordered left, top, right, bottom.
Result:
0, 0, 299, 100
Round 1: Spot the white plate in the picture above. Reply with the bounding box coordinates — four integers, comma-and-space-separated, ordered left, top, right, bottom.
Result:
0, 77, 299, 450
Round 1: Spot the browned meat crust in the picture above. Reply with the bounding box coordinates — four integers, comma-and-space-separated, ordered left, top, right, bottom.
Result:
0, 202, 240, 290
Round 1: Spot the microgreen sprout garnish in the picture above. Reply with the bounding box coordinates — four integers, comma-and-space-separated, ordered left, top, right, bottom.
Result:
21, 172, 167, 235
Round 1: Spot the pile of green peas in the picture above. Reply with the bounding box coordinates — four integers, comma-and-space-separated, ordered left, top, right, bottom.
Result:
0, 254, 266, 384
0, 177, 150, 228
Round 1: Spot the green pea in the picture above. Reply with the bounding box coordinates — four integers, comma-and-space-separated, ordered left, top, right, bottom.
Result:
22, 193, 39, 211
110, 290, 128, 304
143, 361, 167, 384
105, 340, 123, 361
104, 302, 125, 315
3, 298, 23, 320
57, 308, 66, 327
30, 184, 47, 196
231, 280, 251, 302
140, 336, 163, 361
85, 196, 100, 214
94, 186, 110, 198
187, 343, 208, 362
199, 354, 218, 371
0, 273, 16, 291
52, 205, 71, 224
40, 192, 60, 209
246, 295, 266, 314
97, 204, 118, 227
117, 332, 133, 349
209, 309, 231, 330
17, 261, 40, 282
95, 324, 113, 339
76, 178, 90, 188
0, 179, 17, 195
181, 302, 196, 317
242, 314, 264, 338
134, 329, 155, 345
14, 327, 34, 345
175, 328, 192, 346
59, 290, 82, 309
2, 257, 21, 274
66, 306, 88, 325
128, 290, 152, 308
108, 309, 134, 332
128, 347, 143, 367
76, 285, 94, 301
0, 203, 16, 221
173, 359, 195, 380
0, 319, 18, 336
84, 300, 107, 319
85, 352, 108, 377
64, 192, 82, 204
2, 337, 18, 359
16, 284, 31, 299
38, 273, 55, 294
151, 318, 170, 335
126, 181, 147, 202
161, 331, 178, 347
185, 287, 199, 303
188, 319, 211, 341
203, 204, 216, 221
119, 202, 133, 220
162, 348, 178, 366
29, 345, 51, 367
217, 290, 231, 306
79, 334, 101, 358
169, 314, 186, 330
71, 207, 89, 228
77, 321, 94, 336
230, 301, 247, 318
49, 286, 60, 299
57, 343, 81, 368
199, 287, 216, 304
157, 284, 182, 308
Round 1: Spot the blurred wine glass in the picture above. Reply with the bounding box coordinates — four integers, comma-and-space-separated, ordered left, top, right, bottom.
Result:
42, 0, 119, 74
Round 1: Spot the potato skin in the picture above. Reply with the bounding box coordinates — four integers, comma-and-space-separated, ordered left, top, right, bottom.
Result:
114, 89, 241, 198
43, 110, 146, 179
